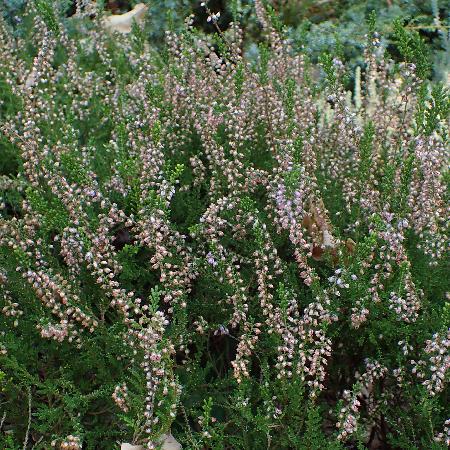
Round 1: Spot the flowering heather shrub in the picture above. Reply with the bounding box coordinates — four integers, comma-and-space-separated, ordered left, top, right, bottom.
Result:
0, 1, 449, 449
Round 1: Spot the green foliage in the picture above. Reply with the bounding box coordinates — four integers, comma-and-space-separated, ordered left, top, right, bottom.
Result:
393, 17, 431, 79
35, 0, 60, 37
0, 2, 448, 450
288, 0, 449, 81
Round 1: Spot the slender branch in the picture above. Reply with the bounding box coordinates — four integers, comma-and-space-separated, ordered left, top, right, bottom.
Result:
0, 411, 6, 432
23, 387, 32, 450
31, 436, 43, 450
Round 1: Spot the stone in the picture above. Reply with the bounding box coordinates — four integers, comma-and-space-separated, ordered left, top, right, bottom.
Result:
103, 3, 148, 34
121, 433, 181, 450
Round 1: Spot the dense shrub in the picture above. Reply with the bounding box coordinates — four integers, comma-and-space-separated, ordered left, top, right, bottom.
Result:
3, 1, 449, 83
145, 0, 450, 83
0, 1, 449, 449
285, 0, 450, 81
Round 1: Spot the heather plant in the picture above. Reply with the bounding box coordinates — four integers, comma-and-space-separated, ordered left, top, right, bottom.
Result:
0, 1, 449, 449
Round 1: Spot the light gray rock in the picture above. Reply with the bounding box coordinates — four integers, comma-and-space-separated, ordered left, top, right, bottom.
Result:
103, 3, 148, 34
121, 433, 181, 450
